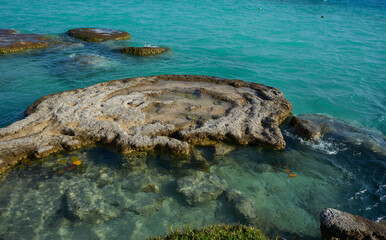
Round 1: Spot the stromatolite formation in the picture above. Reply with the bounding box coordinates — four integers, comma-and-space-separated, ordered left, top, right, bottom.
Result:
120, 46, 169, 56
0, 75, 292, 174
0, 29, 49, 54
67, 28, 131, 42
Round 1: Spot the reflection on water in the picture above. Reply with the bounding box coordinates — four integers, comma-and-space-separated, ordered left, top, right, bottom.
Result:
0, 116, 384, 240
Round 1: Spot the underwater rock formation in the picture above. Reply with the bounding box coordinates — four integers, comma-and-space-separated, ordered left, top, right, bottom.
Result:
287, 114, 386, 157
120, 46, 169, 56
320, 208, 386, 240
67, 28, 131, 42
0, 29, 49, 54
0, 75, 293, 174
63, 182, 122, 223
177, 171, 228, 205
225, 189, 258, 225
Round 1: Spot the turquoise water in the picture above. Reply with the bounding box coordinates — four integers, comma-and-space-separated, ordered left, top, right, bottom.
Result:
0, 0, 385, 239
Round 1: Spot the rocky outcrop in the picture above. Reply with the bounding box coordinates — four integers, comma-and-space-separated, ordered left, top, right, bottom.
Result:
120, 46, 169, 56
320, 208, 386, 240
177, 171, 228, 205
0, 75, 292, 174
0, 30, 49, 54
67, 28, 131, 42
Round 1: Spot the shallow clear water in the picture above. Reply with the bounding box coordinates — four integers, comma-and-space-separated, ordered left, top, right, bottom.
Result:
0, 117, 384, 239
0, 0, 385, 239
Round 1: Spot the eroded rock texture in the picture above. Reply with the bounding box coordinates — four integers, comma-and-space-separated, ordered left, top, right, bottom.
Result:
0, 75, 292, 174
320, 208, 386, 240
0, 29, 49, 54
67, 28, 131, 42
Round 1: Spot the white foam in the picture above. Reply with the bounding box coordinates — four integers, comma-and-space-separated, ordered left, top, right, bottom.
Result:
284, 130, 341, 155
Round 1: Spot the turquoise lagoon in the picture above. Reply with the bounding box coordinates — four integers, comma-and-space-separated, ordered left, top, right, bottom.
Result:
0, 0, 385, 239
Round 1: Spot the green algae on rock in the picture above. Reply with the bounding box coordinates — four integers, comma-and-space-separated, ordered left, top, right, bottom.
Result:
0, 75, 292, 174
67, 28, 131, 42
120, 46, 169, 56
0, 30, 49, 54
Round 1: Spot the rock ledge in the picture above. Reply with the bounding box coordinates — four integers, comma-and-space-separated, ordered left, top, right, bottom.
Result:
0, 75, 292, 174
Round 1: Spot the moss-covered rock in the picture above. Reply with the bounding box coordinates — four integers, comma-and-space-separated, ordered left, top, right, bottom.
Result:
0, 30, 49, 54
67, 28, 131, 42
120, 46, 168, 56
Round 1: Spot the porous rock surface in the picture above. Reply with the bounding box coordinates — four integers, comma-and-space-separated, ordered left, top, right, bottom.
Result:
0, 75, 292, 174
67, 28, 131, 42
0, 29, 49, 54
120, 46, 169, 56
320, 208, 386, 240
177, 171, 228, 206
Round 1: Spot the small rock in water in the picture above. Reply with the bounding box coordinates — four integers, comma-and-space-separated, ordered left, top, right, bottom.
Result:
120, 46, 169, 56
177, 171, 228, 206
67, 28, 131, 42
289, 116, 323, 141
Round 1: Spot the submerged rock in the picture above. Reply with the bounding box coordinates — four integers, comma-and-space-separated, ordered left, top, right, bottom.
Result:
127, 192, 162, 216
67, 28, 131, 42
0, 75, 292, 174
287, 114, 386, 157
289, 116, 323, 141
0, 30, 49, 54
63, 184, 122, 223
225, 189, 258, 224
320, 208, 386, 240
120, 46, 169, 56
177, 171, 228, 205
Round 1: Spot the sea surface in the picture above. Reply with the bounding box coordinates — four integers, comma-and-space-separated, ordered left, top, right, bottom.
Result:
0, 0, 385, 239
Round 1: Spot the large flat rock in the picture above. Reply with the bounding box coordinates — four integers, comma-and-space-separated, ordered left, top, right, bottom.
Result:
0, 75, 292, 174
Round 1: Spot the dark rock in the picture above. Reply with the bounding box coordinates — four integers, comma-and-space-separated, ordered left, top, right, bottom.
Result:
177, 171, 228, 206
120, 46, 168, 56
287, 114, 386, 157
67, 28, 131, 42
0, 29, 17, 34
225, 189, 258, 224
0, 30, 49, 54
289, 115, 323, 141
320, 208, 386, 240
0, 75, 293, 174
